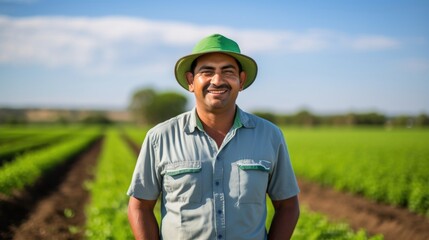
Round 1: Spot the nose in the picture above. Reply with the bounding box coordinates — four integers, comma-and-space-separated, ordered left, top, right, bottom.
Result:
210, 72, 224, 86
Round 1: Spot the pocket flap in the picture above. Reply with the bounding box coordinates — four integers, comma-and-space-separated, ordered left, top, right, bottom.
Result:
236, 160, 271, 171
165, 161, 201, 176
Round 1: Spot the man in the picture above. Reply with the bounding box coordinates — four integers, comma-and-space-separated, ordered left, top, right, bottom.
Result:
127, 34, 300, 240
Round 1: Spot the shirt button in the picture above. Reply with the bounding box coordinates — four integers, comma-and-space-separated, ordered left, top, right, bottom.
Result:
215, 181, 220, 186
217, 210, 222, 214
218, 234, 223, 239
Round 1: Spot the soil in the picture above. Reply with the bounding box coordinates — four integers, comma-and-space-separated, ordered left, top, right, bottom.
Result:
0, 138, 102, 240
1, 137, 429, 240
298, 179, 429, 240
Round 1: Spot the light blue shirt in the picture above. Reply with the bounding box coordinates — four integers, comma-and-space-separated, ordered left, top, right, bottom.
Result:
127, 107, 300, 240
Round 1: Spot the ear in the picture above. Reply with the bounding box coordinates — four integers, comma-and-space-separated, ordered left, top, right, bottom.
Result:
239, 71, 247, 90
186, 72, 195, 92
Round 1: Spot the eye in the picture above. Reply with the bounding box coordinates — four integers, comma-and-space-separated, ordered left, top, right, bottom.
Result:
223, 69, 236, 76
200, 70, 214, 77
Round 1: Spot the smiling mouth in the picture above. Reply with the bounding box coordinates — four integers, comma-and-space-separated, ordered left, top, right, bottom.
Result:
207, 89, 228, 94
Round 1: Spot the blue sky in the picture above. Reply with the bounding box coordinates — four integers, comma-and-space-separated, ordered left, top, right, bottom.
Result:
0, 0, 428, 115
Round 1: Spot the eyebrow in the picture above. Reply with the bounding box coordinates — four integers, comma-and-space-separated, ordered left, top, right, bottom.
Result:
196, 64, 237, 72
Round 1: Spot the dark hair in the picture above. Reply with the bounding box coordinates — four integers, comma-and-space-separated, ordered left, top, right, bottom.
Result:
190, 56, 243, 74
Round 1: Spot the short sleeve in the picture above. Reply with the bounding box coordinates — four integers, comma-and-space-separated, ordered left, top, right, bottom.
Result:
267, 129, 300, 200
127, 131, 161, 200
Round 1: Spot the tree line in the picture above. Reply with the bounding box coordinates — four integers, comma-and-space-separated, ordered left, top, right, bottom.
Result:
1, 88, 427, 127
129, 88, 428, 127
253, 110, 429, 127
129, 88, 188, 125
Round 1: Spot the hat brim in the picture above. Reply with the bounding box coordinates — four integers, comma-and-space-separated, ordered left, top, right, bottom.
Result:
174, 51, 258, 91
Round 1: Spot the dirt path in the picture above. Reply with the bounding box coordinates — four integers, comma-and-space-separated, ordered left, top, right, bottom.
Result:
298, 179, 429, 240
0, 138, 102, 240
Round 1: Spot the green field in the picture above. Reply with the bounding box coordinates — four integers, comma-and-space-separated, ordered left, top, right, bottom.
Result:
0, 126, 101, 195
283, 127, 429, 216
3, 125, 427, 239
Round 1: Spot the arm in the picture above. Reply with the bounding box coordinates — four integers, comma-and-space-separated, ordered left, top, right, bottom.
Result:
268, 195, 300, 240
128, 196, 159, 240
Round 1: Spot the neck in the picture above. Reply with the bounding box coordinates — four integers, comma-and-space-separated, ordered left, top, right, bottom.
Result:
196, 106, 237, 147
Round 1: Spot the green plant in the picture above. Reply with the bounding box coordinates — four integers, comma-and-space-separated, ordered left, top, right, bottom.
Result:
0, 127, 101, 194
85, 128, 136, 239
283, 127, 429, 215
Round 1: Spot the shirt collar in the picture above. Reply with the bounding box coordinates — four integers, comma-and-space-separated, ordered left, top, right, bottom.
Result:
186, 106, 255, 134
237, 106, 255, 129
186, 108, 199, 133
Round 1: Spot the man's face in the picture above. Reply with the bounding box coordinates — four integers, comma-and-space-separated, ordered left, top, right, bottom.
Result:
186, 53, 246, 113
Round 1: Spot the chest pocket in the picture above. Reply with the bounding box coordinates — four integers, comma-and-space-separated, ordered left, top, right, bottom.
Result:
163, 161, 202, 203
235, 159, 271, 204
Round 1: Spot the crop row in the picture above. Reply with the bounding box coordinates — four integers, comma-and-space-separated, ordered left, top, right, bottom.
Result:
84, 128, 137, 239
0, 127, 101, 195
284, 127, 429, 216
0, 125, 81, 144
121, 125, 150, 145
0, 125, 84, 163
0, 126, 52, 144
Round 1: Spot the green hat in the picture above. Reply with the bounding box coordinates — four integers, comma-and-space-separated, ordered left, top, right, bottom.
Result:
174, 34, 258, 91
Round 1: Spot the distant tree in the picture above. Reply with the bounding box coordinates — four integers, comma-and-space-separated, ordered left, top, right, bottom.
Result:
129, 88, 157, 124
354, 112, 386, 125
0, 108, 27, 124
252, 111, 278, 124
81, 113, 113, 125
388, 113, 429, 128
129, 88, 188, 125
145, 92, 188, 124
56, 116, 70, 125
293, 110, 319, 126
415, 113, 429, 126
390, 115, 411, 127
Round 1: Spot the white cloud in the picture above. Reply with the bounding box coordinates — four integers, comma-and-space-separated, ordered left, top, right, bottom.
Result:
226, 29, 331, 53
350, 36, 400, 50
0, 15, 401, 71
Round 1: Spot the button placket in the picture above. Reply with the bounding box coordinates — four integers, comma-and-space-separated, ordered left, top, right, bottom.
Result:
213, 153, 225, 239
212, 126, 239, 239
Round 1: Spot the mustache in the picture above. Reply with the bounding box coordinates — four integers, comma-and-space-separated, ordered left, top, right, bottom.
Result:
205, 83, 231, 91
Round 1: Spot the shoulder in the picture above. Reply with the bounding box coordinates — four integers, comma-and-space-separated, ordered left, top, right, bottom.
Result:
238, 108, 285, 144
146, 110, 192, 139
239, 108, 282, 134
